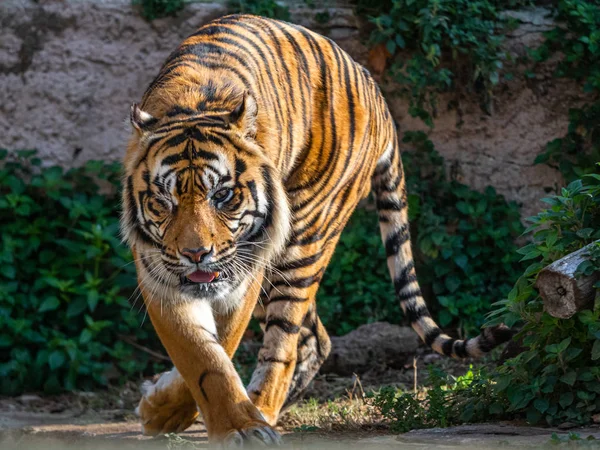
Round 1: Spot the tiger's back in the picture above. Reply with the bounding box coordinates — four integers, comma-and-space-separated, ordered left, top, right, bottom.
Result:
140, 14, 394, 199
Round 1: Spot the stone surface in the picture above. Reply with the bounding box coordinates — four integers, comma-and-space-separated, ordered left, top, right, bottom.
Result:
2, 416, 600, 449
321, 322, 420, 376
0, 0, 228, 167
396, 423, 600, 447
0, 1, 579, 218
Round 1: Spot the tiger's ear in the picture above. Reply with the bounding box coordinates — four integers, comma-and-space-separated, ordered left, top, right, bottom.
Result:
130, 103, 158, 133
226, 93, 257, 138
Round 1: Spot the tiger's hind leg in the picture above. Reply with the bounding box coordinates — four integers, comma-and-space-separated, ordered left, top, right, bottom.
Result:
283, 308, 330, 409
251, 302, 330, 412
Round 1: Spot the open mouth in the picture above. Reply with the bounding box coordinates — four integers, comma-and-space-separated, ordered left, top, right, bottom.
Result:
181, 270, 221, 285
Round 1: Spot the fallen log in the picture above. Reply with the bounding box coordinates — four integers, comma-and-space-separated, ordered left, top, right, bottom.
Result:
536, 240, 600, 319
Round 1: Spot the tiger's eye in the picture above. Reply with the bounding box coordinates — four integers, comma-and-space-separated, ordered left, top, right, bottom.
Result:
213, 188, 233, 202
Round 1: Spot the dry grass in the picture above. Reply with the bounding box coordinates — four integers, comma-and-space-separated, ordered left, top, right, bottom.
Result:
281, 396, 385, 432
280, 376, 387, 433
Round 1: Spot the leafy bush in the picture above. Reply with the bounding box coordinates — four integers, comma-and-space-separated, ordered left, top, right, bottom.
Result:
318, 131, 523, 336
376, 169, 600, 430
132, 0, 185, 21
370, 0, 509, 125
531, 0, 600, 181
229, 0, 290, 20
0, 151, 163, 395
373, 366, 501, 432
488, 170, 600, 426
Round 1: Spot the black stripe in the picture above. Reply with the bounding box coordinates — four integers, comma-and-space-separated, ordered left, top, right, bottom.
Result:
393, 261, 417, 293
454, 340, 469, 358
265, 318, 300, 334
442, 339, 454, 356
274, 273, 321, 289
311, 319, 324, 357
424, 328, 442, 347
404, 303, 430, 323
166, 105, 195, 117
376, 198, 406, 211
385, 225, 410, 257
278, 252, 322, 271
235, 157, 247, 177
161, 152, 187, 166
126, 177, 156, 246
397, 288, 423, 302
260, 165, 275, 231
198, 370, 219, 402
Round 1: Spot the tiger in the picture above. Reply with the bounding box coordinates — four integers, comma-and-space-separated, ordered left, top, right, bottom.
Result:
120, 13, 512, 446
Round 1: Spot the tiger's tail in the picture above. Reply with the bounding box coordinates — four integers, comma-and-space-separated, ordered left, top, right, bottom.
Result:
372, 136, 512, 358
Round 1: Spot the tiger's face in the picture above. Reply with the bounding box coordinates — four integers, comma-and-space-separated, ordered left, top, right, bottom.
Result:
121, 92, 290, 305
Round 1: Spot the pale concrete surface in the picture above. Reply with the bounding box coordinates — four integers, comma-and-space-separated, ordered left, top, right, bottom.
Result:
2, 415, 599, 449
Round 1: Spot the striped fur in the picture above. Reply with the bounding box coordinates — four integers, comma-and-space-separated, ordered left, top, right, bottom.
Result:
121, 14, 511, 443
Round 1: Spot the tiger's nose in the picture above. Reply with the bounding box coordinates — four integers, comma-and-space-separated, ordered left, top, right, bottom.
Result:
181, 246, 213, 263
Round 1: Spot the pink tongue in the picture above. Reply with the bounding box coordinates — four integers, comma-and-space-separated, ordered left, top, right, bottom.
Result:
187, 270, 216, 283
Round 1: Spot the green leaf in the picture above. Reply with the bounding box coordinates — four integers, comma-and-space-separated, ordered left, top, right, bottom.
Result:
454, 254, 468, 270
48, 350, 66, 370
560, 371, 577, 386
395, 34, 406, 49
445, 276, 461, 293
0, 266, 16, 280
66, 298, 88, 318
385, 39, 396, 55
592, 340, 600, 361
80, 329, 93, 345
38, 296, 60, 313
87, 290, 99, 312
534, 398, 549, 413
559, 392, 574, 408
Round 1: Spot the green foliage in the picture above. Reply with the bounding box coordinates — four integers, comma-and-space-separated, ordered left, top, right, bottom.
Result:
488, 170, 600, 426
531, 0, 600, 181
376, 169, 600, 431
551, 432, 599, 446
0, 150, 163, 395
229, 0, 290, 20
132, 0, 185, 21
373, 366, 504, 432
370, 0, 509, 125
319, 131, 523, 336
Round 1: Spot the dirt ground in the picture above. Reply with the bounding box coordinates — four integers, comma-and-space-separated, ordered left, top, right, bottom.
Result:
2, 358, 600, 449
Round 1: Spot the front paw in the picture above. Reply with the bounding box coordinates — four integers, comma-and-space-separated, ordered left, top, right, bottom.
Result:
222, 422, 282, 447
136, 371, 199, 435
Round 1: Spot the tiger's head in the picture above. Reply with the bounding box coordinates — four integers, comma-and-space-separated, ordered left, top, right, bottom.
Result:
121, 85, 291, 307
